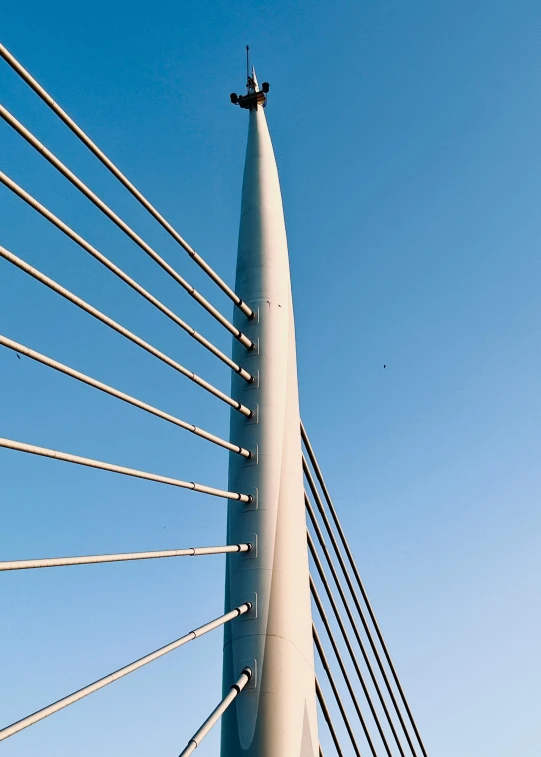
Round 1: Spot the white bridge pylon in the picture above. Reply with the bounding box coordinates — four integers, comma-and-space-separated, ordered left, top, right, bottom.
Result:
223, 72, 320, 756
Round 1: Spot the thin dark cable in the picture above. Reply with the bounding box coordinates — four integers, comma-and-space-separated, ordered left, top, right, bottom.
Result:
307, 526, 406, 757
316, 677, 344, 757
302, 421, 428, 757
311, 577, 382, 757
305, 458, 417, 755
313, 626, 364, 757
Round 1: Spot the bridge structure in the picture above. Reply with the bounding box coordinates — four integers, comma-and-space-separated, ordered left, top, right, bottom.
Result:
0, 42, 429, 757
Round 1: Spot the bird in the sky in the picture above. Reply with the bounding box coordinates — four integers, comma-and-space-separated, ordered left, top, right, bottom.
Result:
383, 364, 386, 369
16, 353, 21, 360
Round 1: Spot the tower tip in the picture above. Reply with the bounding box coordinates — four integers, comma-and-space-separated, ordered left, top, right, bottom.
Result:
230, 48, 270, 109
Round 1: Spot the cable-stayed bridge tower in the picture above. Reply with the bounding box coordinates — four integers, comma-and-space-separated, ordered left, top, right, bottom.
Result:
0, 42, 429, 757
223, 71, 318, 756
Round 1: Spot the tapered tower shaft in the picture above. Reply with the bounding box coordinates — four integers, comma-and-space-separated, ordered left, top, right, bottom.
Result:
221, 79, 319, 756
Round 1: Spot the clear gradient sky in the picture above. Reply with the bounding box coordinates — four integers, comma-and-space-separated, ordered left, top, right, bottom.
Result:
1, 1, 541, 755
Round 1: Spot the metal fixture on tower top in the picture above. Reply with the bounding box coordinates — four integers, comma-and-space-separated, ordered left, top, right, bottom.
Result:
230, 48, 270, 108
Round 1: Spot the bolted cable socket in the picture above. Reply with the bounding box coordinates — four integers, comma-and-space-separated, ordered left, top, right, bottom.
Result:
244, 444, 258, 466
246, 404, 259, 424
244, 305, 260, 324
245, 336, 260, 356
240, 592, 257, 621
243, 488, 258, 510
242, 533, 258, 560
239, 659, 257, 689
245, 370, 259, 391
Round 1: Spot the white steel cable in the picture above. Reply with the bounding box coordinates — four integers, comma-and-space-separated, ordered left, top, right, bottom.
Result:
0, 172, 254, 382
0, 334, 251, 457
0, 104, 255, 349
0, 245, 253, 417
0, 544, 251, 571
0, 437, 253, 502
0, 603, 252, 742
178, 667, 252, 756
0, 42, 255, 320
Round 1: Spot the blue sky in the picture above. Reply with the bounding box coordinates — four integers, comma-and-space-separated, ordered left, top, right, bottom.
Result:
1, 1, 541, 755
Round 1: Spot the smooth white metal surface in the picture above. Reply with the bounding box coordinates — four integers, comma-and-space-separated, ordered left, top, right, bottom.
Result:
0, 603, 251, 743
0, 43, 255, 319
0, 544, 251, 571
222, 77, 319, 756
0, 437, 252, 501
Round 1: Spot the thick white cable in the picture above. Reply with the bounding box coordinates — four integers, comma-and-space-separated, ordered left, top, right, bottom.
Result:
0, 603, 252, 742
178, 667, 252, 757
0, 334, 251, 457
0, 104, 255, 349
0, 544, 251, 571
0, 437, 252, 502
0, 245, 253, 417
0, 172, 254, 382
0, 43, 255, 320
